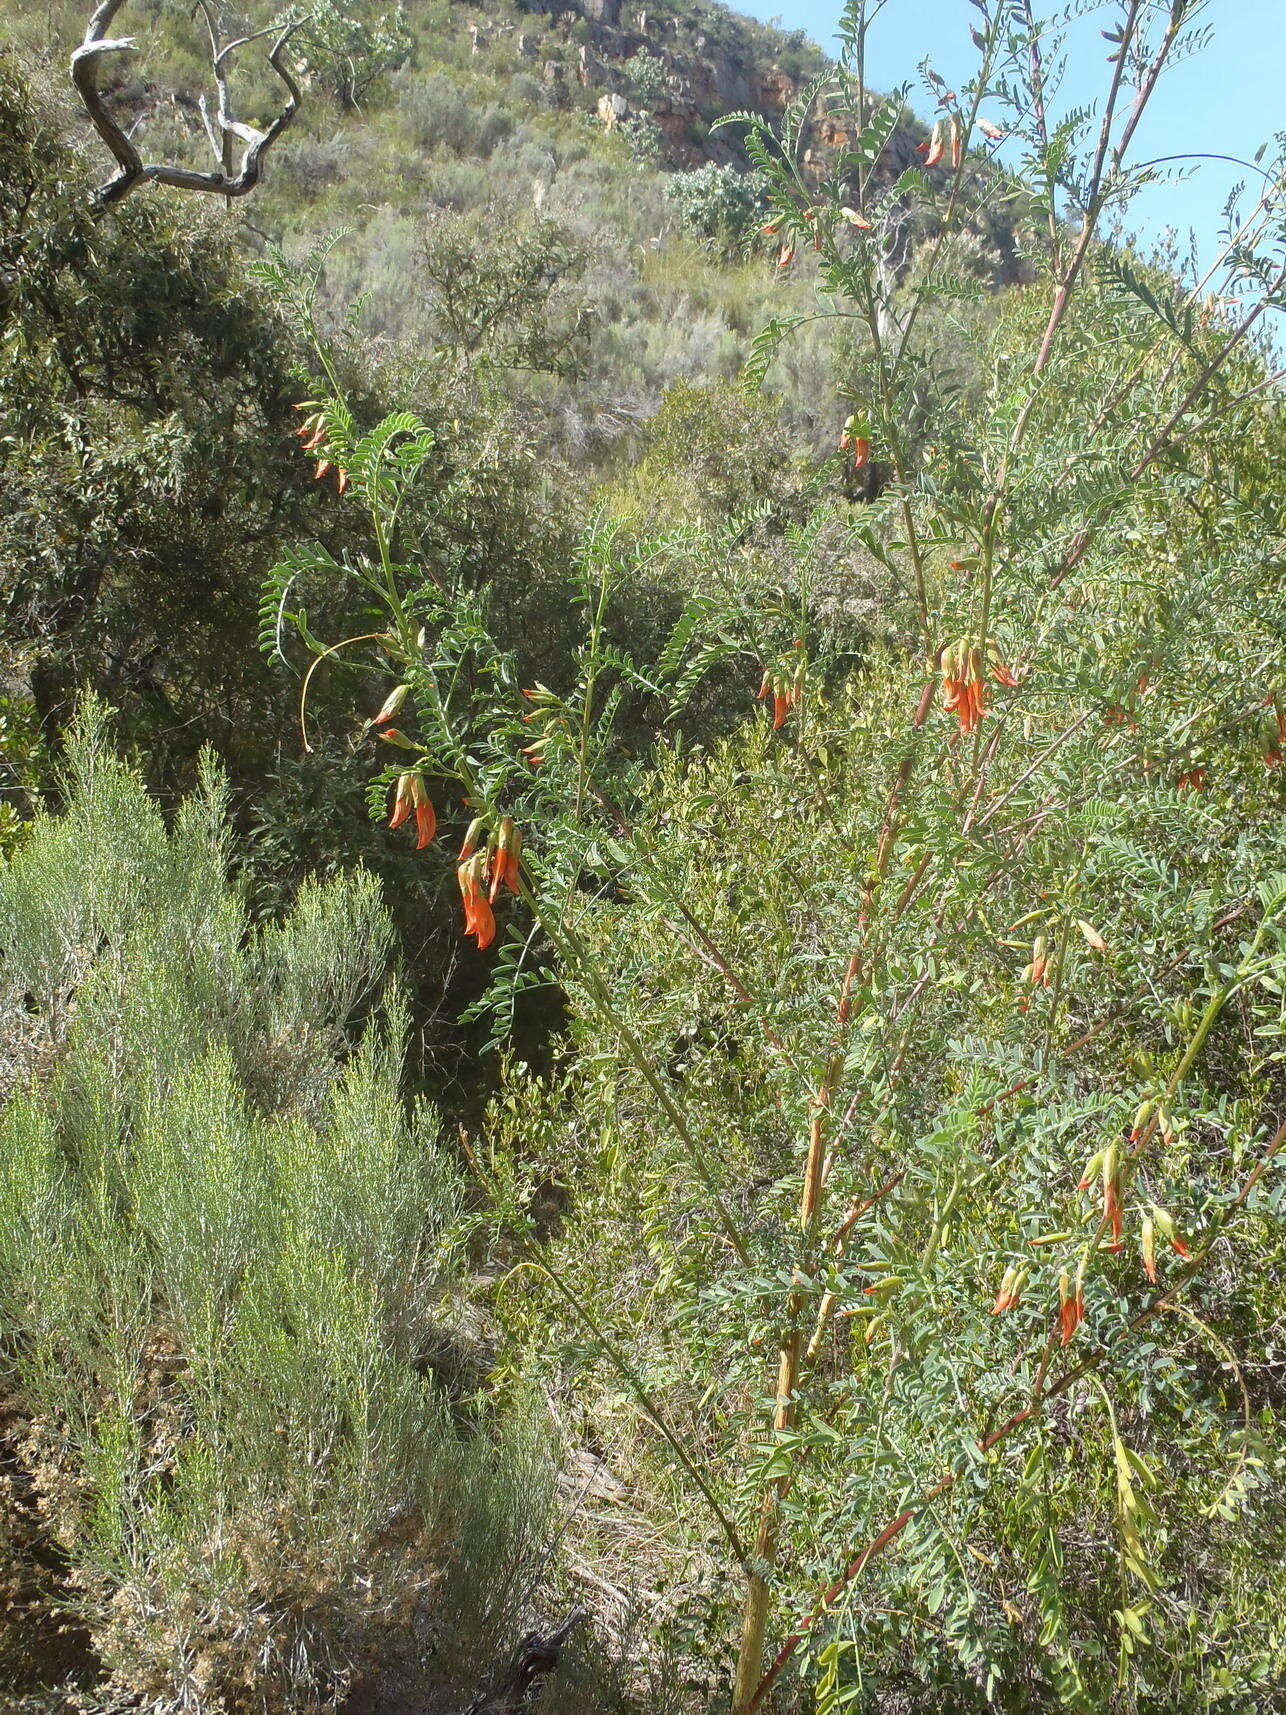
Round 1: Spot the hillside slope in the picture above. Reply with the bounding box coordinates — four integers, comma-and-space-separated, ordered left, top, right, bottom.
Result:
8, 0, 1027, 472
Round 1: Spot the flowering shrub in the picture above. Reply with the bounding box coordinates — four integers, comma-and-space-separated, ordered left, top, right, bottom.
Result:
258, 1, 1286, 1710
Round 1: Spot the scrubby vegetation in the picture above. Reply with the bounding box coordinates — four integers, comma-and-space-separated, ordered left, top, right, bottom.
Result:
2, 0, 1285, 1712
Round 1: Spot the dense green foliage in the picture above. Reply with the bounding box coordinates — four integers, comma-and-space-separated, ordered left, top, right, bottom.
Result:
1, 0, 1285, 1711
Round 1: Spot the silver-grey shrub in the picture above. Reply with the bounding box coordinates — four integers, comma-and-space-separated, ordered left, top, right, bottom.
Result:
0, 704, 552, 1711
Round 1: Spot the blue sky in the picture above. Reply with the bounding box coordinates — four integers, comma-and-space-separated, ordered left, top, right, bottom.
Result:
735, 0, 1285, 267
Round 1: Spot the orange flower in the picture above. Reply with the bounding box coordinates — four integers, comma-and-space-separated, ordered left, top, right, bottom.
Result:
488, 816, 522, 902
389, 772, 434, 848
378, 727, 418, 750
978, 117, 1006, 141
1022, 934, 1052, 987
840, 205, 872, 229
938, 638, 1018, 731
987, 643, 1019, 687
1077, 1147, 1104, 1193
410, 774, 436, 850
777, 243, 795, 269
1152, 1205, 1190, 1260
758, 664, 802, 729
388, 772, 414, 831
949, 117, 962, 169
294, 402, 325, 451
940, 641, 985, 733
918, 120, 944, 167
336, 468, 350, 494
991, 1264, 1026, 1315
457, 853, 496, 951
1176, 766, 1207, 791
852, 436, 871, 470
1058, 1270, 1083, 1344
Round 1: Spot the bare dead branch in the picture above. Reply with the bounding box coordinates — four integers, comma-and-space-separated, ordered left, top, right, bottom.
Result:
71, 0, 307, 210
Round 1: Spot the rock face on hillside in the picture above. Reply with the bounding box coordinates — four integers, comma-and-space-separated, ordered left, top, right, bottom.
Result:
508, 0, 820, 166
464, 0, 1028, 283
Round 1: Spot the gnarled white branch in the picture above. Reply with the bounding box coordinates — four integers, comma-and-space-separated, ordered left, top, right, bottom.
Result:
71, 0, 307, 209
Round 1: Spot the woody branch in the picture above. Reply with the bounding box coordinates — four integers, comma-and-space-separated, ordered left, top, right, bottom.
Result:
71, 0, 307, 210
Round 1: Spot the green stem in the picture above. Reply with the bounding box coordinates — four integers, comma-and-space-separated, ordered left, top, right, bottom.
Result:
519, 1254, 750, 1572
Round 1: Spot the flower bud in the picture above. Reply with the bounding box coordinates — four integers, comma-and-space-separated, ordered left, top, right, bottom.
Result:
918, 121, 945, 167
1077, 919, 1108, 952
1077, 1149, 1104, 1192
460, 817, 487, 860
1140, 1215, 1157, 1283
1150, 1205, 1190, 1258
373, 684, 410, 726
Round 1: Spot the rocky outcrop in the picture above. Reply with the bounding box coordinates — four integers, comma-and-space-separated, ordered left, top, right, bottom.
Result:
509, 0, 813, 163
496, 0, 1026, 279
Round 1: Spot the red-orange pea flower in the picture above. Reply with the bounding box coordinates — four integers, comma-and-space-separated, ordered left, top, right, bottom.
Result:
1152, 1205, 1190, 1260
410, 774, 435, 849
457, 852, 496, 951
991, 1264, 1026, 1315
1058, 1270, 1083, 1344
1022, 934, 1052, 987
389, 772, 435, 849
388, 772, 414, 831
488, 816, 522, 902
940, 638, 1019, 733
918, 121, 944, 167
758, 665, 802, 729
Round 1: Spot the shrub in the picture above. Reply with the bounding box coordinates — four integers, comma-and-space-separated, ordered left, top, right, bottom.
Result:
663, 162, 767, 256
255, 6, 1286, 1713
0, 706, 553, 1710
398, 68, 478, 154
297, 0, 413, 111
